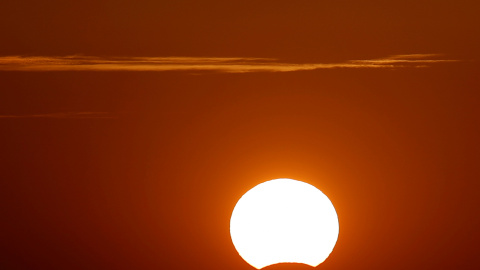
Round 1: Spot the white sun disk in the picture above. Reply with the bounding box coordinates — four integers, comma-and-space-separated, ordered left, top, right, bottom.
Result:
230, 179, 339, 269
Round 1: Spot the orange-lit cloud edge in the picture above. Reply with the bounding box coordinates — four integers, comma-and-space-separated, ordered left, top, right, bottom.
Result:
0, 54, 458, 73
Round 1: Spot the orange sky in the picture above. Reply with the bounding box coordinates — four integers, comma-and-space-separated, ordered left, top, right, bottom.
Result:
1, 1, 479, 270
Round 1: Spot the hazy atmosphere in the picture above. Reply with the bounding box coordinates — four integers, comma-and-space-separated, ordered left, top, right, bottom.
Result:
1, 1, 479, 270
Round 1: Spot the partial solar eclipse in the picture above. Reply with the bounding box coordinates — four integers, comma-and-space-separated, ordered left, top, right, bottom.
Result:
230, 178, 339, 269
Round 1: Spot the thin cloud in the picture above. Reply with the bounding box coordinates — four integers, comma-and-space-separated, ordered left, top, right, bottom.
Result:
0, 54, 459, 73
349, 54, 458, 67
384, 54, 442, 59
0, 112, 116, 119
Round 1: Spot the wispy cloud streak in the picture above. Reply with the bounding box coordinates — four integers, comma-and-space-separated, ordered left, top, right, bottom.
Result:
0, 54, 458, 73
0, 112, 116, 119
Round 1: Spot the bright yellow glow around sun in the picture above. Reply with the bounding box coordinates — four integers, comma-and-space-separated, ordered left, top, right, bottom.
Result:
230, 178, 339, 269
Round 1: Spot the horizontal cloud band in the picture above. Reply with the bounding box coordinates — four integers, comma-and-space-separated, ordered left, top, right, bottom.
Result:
0, 54, 457, 73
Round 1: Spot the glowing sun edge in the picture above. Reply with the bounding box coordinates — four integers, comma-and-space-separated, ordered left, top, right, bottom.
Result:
230, 178, 339, 269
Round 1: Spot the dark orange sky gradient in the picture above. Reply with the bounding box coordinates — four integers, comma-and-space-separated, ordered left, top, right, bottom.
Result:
1, 1, 480, 270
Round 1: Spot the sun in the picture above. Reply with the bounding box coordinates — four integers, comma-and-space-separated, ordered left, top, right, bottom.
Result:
230, 178, 339, 269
